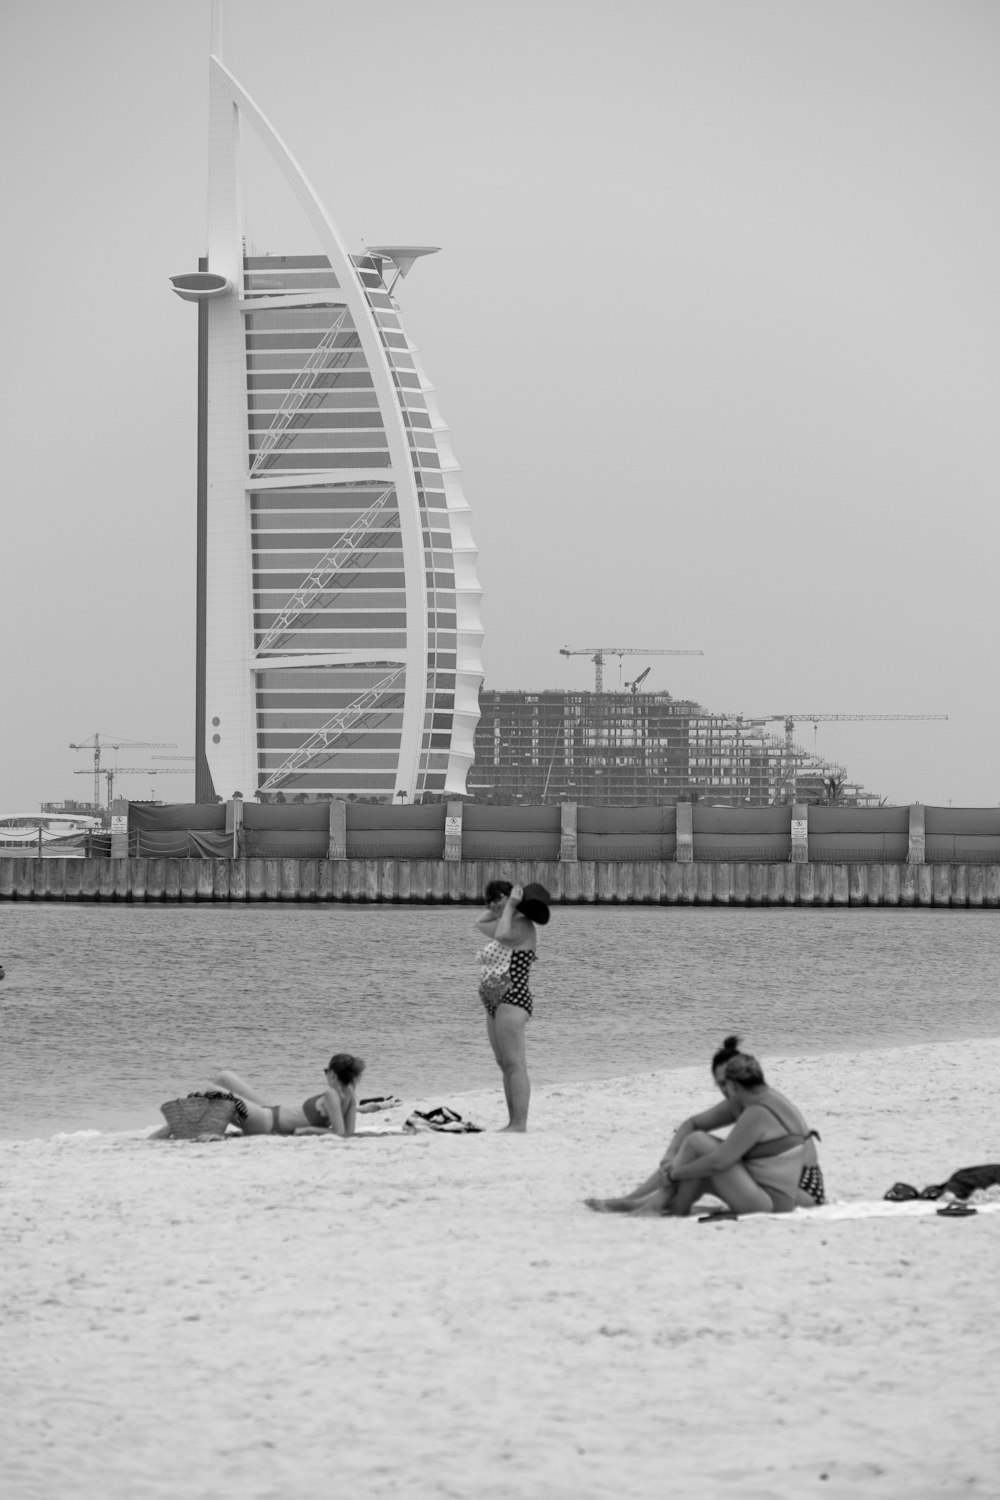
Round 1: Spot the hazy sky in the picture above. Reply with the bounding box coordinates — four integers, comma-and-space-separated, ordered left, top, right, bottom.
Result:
2, 0, 998, 810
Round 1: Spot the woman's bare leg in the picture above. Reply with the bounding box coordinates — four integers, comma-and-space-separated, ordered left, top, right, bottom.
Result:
202, 1073, 275, 1135
586, 1131, 730, 1212
663, 1176, 708, 1216
656, 1134, 718, 1216
663, 1133, 774, 1216
484, 1014, 512, 1116
701, 1165, 774, 1215
589, 1134, 723, 1216
217, 1094, 274, 1136
585, 1168, 675, 1212
212, 1070, 272, 1107
493, 1004, 530, 1131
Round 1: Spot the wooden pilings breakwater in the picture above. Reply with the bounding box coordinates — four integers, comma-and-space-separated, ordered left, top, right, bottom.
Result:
3, 856, 1000, 906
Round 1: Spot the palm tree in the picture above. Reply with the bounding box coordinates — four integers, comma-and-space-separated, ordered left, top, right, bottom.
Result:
814, 773, 849, 806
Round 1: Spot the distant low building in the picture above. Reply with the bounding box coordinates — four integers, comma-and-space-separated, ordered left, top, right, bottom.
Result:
41, 800, 101, 818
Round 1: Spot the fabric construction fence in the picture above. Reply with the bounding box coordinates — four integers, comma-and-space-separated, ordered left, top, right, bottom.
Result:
806, 806, 910, 864
121, 803, 1000, 862
129, 802, 449, 859
924, 806, 1000, 863
576, 805, 677, 862
344, 803, 447, 859
132, 831, 234, 858
129, 804, 228, 832
691, 804, 791, 863
462, 804, 561, 861
242, 803, 329, 857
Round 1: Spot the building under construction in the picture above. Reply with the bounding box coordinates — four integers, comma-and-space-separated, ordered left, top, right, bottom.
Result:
468, 690, 879, 807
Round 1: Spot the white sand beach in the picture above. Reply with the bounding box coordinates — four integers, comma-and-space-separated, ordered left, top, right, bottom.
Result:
2, 1037, 999, 1500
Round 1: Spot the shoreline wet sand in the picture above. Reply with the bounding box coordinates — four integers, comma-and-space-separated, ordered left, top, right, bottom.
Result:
3, 1037, 999, 1498
5, 903, 1000, 1144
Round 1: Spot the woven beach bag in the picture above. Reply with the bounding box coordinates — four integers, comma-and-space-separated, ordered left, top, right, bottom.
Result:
160, 1095, 237, 1140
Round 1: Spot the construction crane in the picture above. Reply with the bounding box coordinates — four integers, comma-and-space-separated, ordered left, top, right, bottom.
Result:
756, 714, 949, 804
69, 734, 178, 811
76, 767, 193, 807
559, 646, 703, 693
625, 667, 651, 694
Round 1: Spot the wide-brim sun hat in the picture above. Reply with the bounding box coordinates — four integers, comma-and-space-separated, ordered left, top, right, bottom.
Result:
517, 882, 551, 924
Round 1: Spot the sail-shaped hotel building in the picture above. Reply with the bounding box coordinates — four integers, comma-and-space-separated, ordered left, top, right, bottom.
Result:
172, 14, 482, 804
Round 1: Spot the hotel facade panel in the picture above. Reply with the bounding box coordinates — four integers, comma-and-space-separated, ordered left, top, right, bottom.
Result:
173, 51, 482, 803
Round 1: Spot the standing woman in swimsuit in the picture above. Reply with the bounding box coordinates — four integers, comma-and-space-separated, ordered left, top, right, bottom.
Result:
474, 880, 551, 1133
153, 1054, 366, 1138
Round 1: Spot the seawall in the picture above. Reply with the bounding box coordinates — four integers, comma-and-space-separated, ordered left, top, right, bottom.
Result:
3, 856, 1000, 906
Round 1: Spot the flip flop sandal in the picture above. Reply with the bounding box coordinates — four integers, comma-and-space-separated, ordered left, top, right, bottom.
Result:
698, 1210, 739, 1223
936, 1202, 977, 1217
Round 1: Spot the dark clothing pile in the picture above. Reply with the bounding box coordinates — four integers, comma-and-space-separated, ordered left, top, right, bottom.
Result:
403, 1106, 482, 1134
884, 1163, 1000, 1201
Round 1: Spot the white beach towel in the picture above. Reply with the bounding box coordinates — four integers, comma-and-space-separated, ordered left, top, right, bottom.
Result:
763, 1198, 1000, 1222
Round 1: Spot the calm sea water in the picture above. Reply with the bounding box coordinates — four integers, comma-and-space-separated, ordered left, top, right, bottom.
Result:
1, 903, 998, 1139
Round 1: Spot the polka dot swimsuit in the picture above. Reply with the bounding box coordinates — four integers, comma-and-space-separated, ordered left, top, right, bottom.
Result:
478, 944, 536, 1018
505, 949, 536, 1017
799, 1164, 825, 1205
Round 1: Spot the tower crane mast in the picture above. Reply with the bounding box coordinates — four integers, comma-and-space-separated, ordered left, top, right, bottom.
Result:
68, 734, 178, 811
559, 646, 703, 693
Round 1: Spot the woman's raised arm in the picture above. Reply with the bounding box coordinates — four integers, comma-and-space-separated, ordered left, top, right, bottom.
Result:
660, 1098, 736, 1164
494, 885, 524, 945
668, 1107, 766, 1181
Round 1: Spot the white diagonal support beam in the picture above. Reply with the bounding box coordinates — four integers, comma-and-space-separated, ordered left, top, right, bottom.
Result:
239, 293, 350, 312
254, 486, 396, 657
250, 468, 392, 490
249, 306, 352, 475
253, 651, 406, 672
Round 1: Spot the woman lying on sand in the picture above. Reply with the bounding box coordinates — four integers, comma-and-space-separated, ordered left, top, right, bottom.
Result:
152, 1054, 366, 1139
586, 1036, 824, 1216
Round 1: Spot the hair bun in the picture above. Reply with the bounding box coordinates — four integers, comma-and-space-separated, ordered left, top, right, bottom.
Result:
722, 1034, 741, 1051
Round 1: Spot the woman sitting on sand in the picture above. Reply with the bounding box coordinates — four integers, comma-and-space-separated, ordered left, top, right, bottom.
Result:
154, 1054, 366, 1139
587, 1037, 823, 1216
